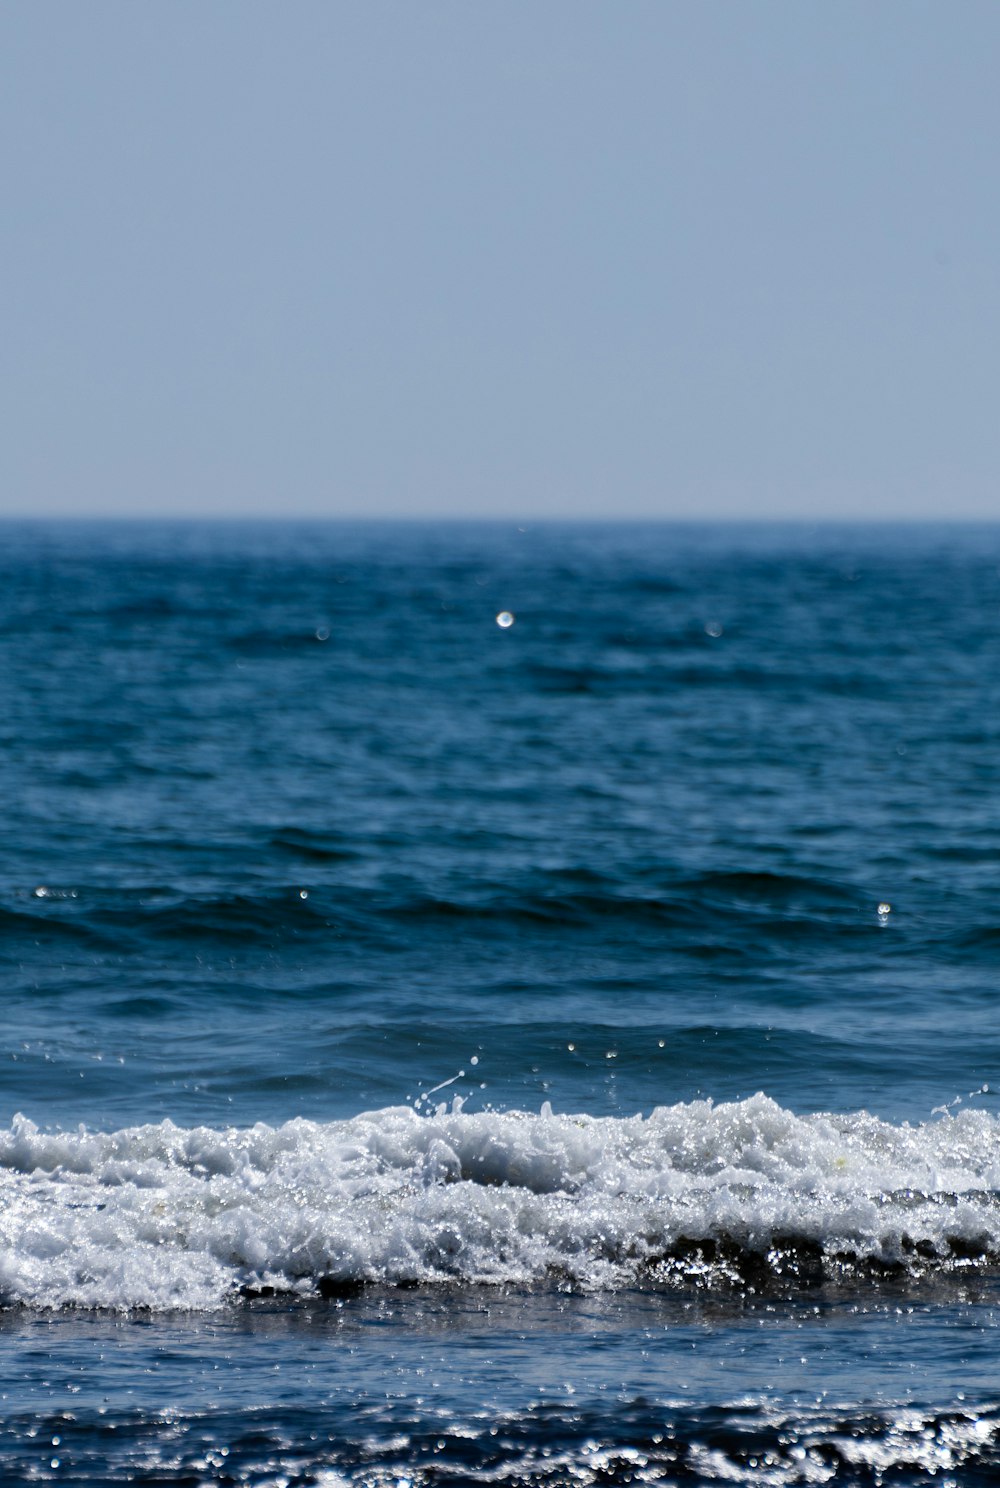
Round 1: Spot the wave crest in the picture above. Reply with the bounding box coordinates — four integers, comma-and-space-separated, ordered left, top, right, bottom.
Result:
2, 1094, 1000, 1310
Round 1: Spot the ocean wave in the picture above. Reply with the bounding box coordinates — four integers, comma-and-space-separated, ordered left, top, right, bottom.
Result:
3, 870, 871, 949
2, 1094, 1000, 1311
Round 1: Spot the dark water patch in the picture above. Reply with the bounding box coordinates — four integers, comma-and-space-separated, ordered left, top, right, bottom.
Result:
268, 828, 360, 861
387, 870, 867, 934
227, 626, 341, 656
88, 889, 344, 948
685, 869, 860, 907
102, 995, 181, 1019
388, 889, 691, 929
948, 924, 1000, 954
0, 903, 112, 952
102, 595, 181, 620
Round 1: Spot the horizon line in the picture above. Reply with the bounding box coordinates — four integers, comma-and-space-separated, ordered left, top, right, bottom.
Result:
3, 513, 1000, 526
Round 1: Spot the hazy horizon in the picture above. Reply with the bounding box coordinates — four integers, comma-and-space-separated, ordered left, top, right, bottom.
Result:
4, 513, 1000, 529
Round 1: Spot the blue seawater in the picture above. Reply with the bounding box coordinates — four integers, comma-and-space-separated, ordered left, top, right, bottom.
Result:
3, 520, 1000, 1484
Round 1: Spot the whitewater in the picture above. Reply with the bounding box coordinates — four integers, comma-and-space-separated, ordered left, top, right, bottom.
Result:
4, 1095, 1000, 1310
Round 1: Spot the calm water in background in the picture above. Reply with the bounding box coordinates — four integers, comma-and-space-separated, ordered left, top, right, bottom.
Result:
3, 521, 1000, 1484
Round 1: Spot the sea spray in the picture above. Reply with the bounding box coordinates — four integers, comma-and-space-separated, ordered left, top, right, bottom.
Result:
3, 1095, 1000, 1309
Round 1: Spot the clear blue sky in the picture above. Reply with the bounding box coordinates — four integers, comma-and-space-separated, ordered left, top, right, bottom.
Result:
3, 2, 998, 519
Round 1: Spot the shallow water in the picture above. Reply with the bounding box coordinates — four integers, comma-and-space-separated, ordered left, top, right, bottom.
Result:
2, 519, 1000, 1482
4, 1287, 1000, 1485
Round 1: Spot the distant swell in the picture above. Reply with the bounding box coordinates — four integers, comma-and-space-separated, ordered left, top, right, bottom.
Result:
3, 1095, 1000, 1311
2, 868, 871, 951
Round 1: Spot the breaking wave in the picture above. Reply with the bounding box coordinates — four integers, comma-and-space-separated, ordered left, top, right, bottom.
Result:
3, 1093, 1000, 1310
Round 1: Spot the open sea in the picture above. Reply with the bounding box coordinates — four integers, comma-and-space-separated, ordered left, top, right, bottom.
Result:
4, 518, 1000, 1486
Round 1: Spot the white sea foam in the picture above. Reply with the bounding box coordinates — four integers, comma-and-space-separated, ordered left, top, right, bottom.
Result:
2, 1093, 1000, 1310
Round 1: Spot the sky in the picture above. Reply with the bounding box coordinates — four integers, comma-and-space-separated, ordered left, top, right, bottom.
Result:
2, 1, 999, 521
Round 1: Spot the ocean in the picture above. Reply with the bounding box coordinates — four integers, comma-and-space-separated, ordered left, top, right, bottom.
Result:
2, 519, 1000, 1485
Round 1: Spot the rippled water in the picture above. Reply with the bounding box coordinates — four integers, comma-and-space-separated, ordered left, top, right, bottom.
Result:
3, 520, 1000, 1483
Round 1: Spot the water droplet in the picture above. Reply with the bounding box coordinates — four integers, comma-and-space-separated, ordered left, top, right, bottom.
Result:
315, 626, 330, 641
704, 620, 723, 638
658, 1039, 665, 1048
567, 1043, 575, 1052
496, 611, 515, 629
299, 889, 309, 900
878, 902, 891, 915
470, 1055, 478, 1066
33, 886, 49, 898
